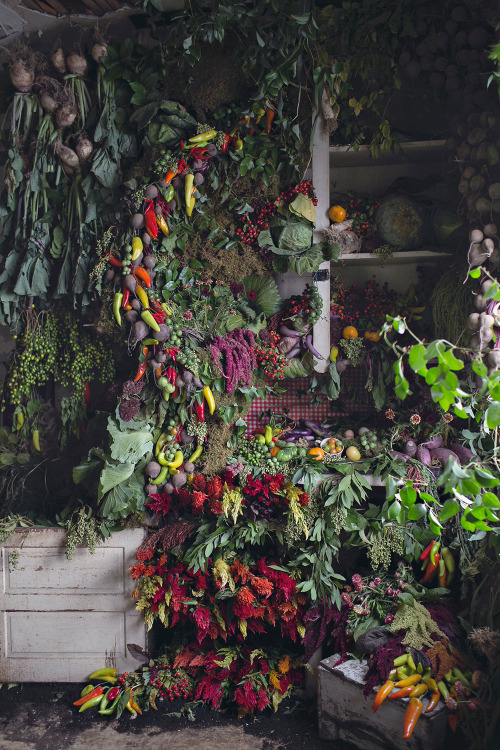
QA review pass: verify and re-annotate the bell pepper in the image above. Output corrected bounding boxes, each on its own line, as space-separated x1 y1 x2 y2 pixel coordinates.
74 685 103 706
425 692 440 713
388 686 414 700
132 236 143 261
113 292 123 325
141 309 161 333
203 386 215 416
373 680 394 712
134 266 152 289
145 207 159 239
156 214 169 236
395 674 421 688
403 697 424 739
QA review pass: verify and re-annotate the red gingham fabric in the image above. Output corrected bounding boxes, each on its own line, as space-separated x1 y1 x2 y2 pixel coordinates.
246 366 372 431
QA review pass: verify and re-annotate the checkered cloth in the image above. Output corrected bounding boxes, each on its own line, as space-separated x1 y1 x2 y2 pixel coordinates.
246 366 372 431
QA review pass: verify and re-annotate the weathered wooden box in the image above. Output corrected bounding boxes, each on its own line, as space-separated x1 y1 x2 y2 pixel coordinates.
0 528 145 682
318 654 448 750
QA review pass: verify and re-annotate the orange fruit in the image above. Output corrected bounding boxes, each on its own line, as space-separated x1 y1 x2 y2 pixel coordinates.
342 326 358 340
328 205 346 223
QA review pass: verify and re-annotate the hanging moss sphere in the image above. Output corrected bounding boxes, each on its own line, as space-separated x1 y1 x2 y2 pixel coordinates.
375 194 426 250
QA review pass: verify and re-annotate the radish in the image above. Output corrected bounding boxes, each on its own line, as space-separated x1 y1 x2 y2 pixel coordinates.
91 38 108 65
468 313 481 331
50 43 66 75
54 140 79 169
55 87 77 128
8 43 38 92
66 45 88 76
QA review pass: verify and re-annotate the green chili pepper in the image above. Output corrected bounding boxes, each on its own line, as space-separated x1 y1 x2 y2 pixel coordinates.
142 338 159 346
429 541 441 566
113 293 123 325
79 692 105 712
407 654 416 672
141 309 161 333
32 429 41 451
393 655 408 667
98 693 122 716
437 680 449 700
151 465 169 485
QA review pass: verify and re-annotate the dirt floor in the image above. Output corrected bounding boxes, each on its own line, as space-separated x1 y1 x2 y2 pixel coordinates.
0 684 357 750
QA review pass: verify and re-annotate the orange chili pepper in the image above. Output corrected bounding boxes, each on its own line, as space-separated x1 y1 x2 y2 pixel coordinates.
388 686 413 700
448 714 459 733
73 685 103 706
134 266 152 289
270 446 280 458
420 554 440 584
266 106 275 134
165 168 177 185
410 683 428 698
395 674 421 688
425 692 440 713
373 680 394 712
403 697 424 739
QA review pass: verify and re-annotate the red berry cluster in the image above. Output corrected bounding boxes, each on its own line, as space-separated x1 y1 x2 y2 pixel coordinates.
331 276 397 326
148 667 192 701
344 196 381 239
253 330 289 379
283 283 320 322
235 181 318 247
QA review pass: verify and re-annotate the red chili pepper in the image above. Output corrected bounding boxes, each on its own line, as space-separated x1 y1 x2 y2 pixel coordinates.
388 686 413 700
221 133 230 152
177 156 188 174
107 255 123 268
420 541 435 561
134 361 147 382
73 685 103 706
144 206 158 239
420 553 440 584
83 382 91 409
122 286 130 308
152 312 165 323
195 399 205 423
448 714 458 733
167 367 177 384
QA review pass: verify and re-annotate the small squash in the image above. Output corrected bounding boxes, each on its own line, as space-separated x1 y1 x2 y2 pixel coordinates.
308 447 325 461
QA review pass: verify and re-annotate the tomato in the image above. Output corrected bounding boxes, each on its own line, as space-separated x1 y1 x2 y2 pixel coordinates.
342 326 358 340
328 205 346 223
346 446 361 461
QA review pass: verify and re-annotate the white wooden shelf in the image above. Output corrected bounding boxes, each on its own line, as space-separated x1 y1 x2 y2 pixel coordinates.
329 140 447 167
337 249 453 266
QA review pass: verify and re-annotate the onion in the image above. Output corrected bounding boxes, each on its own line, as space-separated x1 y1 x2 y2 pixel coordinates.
51 45 66 75
66 46 88 76
75 134 93 162
54 140 80 169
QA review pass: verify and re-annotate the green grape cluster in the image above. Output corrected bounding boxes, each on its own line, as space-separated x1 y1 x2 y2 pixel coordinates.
57 314 114 398
64 506 101 561
5 313 59 406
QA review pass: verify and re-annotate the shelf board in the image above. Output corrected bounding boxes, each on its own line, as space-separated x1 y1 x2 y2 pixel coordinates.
329 140 447 168
336 249 453 266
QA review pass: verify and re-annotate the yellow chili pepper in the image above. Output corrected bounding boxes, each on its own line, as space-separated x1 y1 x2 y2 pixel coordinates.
155 433 168 457
410 683 428 698
136 285 149 310
189 129 217 143
156 214 169 236
203 386 215 415
395 674 421 688
423 677 438 693
141 310 161 333
166 450 183 469
32 429 40 451
132 236 143 261
89 667 118 679
185 174 195 217
14 409 24 431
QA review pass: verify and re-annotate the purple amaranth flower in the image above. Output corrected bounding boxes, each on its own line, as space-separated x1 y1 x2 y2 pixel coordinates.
247 289 257 302
384 615 394 624
351 573 363 593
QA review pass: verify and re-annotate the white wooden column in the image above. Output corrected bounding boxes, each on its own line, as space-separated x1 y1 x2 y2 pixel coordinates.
312 99 330 373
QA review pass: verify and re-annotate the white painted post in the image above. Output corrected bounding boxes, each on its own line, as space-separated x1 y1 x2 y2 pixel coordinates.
312 98 330 373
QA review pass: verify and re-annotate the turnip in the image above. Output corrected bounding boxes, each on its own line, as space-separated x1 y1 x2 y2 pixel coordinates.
482 238 495 254
50 43 66 75
468 312 480 331
171 472 187 489
469 333 483 350
91 38 108 65
404 440 417 456
484 223 497 238
54 140 80 169
473 293 487 311
143 255 156 269
489 184 500 201
131 299 141 311
146 461 161 479
38 76 61 113
155 324 170 342
470 175 486 193
75 133 93 162
55 88 77 128
463 166 476 180
8 43 38 93
66 45 88 76
481 280 494 295
122 274 137 292
142 232 151 246
458 179 469 195
487 350 500 370
184 462 195 474
144 184 158 200
125 310 139 324
469 245 490 268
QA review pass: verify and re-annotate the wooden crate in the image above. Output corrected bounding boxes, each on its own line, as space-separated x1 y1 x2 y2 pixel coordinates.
0 528 145 682
318 654 448 750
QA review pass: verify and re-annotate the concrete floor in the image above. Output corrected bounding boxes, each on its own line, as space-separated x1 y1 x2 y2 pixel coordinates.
0 684 354 750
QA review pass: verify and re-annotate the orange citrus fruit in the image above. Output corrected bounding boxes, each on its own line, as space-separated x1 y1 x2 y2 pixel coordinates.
342 326 358 340
328 205 346 223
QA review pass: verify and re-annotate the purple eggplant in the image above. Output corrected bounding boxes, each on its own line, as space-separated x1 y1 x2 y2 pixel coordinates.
416 445 431 466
